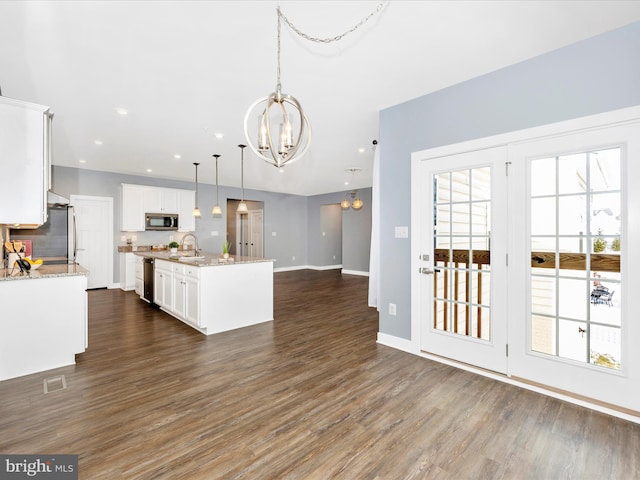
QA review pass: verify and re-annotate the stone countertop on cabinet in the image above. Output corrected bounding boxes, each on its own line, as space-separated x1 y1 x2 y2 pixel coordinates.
133 250 274 267
0 263 90 282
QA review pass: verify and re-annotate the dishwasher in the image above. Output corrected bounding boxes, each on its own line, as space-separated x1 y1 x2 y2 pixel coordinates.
143 257 154 303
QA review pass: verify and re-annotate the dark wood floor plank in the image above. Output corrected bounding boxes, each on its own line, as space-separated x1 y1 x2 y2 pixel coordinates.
1 269 639 479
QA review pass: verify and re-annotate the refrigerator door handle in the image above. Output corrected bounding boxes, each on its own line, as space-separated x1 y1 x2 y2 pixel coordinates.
70 206 78 263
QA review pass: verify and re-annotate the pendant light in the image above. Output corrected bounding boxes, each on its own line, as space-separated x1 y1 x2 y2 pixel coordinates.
237 144 248 214
192 162 202 217
243 7 311 169
243 3 387 168
341 168 364 210
211 154 223 217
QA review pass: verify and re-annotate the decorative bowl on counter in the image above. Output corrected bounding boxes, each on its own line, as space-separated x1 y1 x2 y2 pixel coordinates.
26 258 43 270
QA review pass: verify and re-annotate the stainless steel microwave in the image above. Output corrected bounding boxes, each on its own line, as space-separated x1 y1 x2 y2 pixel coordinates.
145 213 179 231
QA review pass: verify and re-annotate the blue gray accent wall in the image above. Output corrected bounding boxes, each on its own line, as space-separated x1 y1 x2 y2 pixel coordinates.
51 166 372 282
378 21 640 340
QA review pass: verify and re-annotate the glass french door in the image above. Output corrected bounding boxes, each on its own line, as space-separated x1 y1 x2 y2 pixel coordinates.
414 113 640 412
419 147 508 374
508 121 640 412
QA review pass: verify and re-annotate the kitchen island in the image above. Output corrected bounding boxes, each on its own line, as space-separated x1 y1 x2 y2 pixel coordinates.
0 264 89 381
135 251 274 335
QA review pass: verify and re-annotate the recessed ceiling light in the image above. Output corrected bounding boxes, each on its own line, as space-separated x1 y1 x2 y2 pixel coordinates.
79 159 87 164
344 181 349 186
214 132 224 139
94 140 103 145
115 108 128 116
146 168 152 173
358 147 365 153
279 168 285 173
174 154 182 159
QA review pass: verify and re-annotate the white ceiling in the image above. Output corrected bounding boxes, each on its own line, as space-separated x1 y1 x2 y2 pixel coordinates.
2 1 640 196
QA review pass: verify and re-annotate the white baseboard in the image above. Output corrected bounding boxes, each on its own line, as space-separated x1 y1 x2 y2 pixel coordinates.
377 332 419 354
273 264 342 273
109 282 120 289
377 332 640 424
341 269 369 277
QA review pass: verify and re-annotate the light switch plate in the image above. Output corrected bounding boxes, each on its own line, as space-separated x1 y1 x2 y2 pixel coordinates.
395 226 409 238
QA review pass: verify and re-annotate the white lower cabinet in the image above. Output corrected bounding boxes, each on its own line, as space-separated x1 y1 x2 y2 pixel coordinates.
134 255 143 296
154 260 199 326
154 260 172 310
119 252 136 291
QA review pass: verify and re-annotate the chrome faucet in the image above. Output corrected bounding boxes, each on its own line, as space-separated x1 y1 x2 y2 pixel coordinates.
180 233 201 256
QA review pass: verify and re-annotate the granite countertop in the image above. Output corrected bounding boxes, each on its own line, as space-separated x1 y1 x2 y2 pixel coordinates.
0 263 90 282
134 250 274 267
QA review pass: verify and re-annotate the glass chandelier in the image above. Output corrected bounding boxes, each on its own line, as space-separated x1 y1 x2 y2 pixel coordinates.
243 3 388 169
243 7 311 169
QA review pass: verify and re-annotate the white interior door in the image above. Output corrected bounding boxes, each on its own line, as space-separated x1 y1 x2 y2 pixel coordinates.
249 209 264 258
508 121 640 412
70 195 113 289
417 147 508 374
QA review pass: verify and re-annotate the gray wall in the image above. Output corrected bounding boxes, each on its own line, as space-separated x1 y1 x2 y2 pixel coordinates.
378 21 640 340
51 166 371 282
306 188 372 273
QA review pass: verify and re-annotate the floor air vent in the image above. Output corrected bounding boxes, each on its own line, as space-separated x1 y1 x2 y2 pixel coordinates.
43 375 67 394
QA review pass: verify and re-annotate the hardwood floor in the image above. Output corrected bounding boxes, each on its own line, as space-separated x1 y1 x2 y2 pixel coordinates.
1 269 639 479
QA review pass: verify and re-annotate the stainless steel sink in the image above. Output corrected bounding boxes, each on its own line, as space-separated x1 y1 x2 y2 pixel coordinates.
178 256 205 262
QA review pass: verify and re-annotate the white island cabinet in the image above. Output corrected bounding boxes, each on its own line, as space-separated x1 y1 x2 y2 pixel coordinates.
0 265 89 381
141 254 273 335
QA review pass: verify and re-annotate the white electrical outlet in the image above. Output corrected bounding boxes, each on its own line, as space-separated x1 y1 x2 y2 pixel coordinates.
169 235 174 241
292 255 296 261
120 236 126 242
322 231 326 236
211 231 219 236
333 255 336 260
389 303 397 316
272 232 277 237
132 235 137 242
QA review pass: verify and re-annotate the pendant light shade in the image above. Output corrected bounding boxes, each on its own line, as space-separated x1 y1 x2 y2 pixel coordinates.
192 162 201 217
212 154 222 217
237 144 248 214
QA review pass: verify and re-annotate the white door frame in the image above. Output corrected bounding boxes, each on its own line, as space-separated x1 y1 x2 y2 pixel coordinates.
410 105 640 420
70 194 114 289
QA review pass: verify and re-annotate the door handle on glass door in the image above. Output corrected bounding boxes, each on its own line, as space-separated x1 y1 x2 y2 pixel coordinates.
420 267 434 274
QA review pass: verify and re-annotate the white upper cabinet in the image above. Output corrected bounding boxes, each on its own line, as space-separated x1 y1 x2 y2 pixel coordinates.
121 184 145 231
0 96 52 227
121 184 194 232
178 190 195 232
144 187 178 214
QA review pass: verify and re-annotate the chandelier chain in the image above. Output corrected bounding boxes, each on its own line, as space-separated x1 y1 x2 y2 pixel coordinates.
277 2 388 44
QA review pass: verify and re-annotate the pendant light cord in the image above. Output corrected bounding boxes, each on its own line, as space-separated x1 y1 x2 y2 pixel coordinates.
277 2 388 44
275 1 389 92
239 144 246 201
